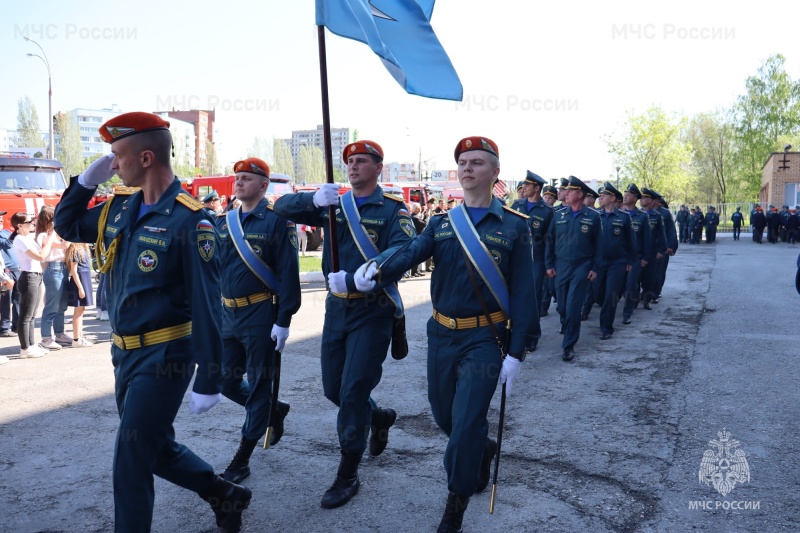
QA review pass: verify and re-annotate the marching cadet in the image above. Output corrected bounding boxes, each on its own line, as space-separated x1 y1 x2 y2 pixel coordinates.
217 157 301 484
542 185 558 208
540 185 559 315
767 206 781 243
639 189 667 310
583 183 635 339
705 205 719 243
691 206 705 244
510 170 550 346
555 177 569 209
546 176 603 361
731 207 744 240
353 136 537 533
654 193 678 302
620 184 653 324
780 205 790 242
272 140 411 509
54 112 250 533
751 206 766 243
583 187 599 210
676 204 689 243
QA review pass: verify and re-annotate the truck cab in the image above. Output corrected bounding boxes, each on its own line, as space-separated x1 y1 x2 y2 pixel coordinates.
0 152 67 226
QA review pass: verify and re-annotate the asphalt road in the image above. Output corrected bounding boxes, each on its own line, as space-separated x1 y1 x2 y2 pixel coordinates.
1 233 797 532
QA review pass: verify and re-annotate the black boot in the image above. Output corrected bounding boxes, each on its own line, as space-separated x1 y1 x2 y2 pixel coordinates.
198 474 252 533
269 401 291 446
437 492 470 533
475 438 497 493
222 436 258 484
369 408 397 456
321 451 362 509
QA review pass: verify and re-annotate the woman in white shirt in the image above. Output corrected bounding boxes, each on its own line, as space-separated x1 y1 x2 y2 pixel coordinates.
36 205 70 350
11 212 56 358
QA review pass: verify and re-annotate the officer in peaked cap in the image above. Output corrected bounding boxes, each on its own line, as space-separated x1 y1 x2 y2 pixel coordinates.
545 175 603 361
555 177 570 210
54 111 251 531
676 204 689 243
203 190 222 215
705 205 719 243
639 188 668 308
511 170 550 329
273 138 411 510
731 206 744 240
216 156 300 485
542 185 558 205
652 192 678 302
583 185 599 210
620 182 653 324
351 135 538 532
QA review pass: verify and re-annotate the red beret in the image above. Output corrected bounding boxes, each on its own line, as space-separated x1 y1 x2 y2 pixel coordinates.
99 112 170 143
343 140 383 162
234 157 270 178
453 136 499 162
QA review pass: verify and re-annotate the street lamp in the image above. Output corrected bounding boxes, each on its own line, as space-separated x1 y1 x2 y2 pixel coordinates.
616 166 621 189
24 36 53 160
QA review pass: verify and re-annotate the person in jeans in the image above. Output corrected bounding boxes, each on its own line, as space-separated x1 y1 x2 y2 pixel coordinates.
0 212 21 336
11 212 56 358
66 242 94 347
36 205 70 350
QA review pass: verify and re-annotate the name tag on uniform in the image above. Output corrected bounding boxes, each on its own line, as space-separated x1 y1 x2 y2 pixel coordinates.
360 217 385 226
245 233 268 241
434 230 454 239
136 234 170 250
105 224 120 237
482 233 512 250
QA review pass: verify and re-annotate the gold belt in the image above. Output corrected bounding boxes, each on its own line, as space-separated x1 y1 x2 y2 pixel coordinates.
222 291 273 308
331 292 367 299
113 322 192 350
432 309 507 330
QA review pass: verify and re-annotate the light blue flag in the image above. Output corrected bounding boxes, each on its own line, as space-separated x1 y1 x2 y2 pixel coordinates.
316 0 463 101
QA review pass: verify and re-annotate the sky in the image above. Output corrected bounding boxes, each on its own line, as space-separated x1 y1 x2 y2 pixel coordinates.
2 0 799 185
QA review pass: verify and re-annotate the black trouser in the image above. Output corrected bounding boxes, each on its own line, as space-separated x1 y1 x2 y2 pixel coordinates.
733 225 741 240
754 228 764 243
679 223 689 243
706 226 716 243
18 271 42 349
0 267 20 333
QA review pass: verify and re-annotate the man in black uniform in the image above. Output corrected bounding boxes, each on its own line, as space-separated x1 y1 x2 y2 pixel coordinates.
691 206 705 244
676 204 689 243
54 112 250 533
767 206 781 243
217 157 301 484
639 189 667 309
788 208 800 244
731 207 744 240
273 140 411 509
705 206 719 243
620 184 652 324
654 193 678 301
780 205 790 242
510 170 550 341
751 206 766 243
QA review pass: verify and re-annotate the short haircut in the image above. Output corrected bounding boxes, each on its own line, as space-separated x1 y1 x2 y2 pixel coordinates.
128 129 172 166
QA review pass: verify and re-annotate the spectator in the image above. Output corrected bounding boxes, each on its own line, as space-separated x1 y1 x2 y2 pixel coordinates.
65 242 94 347
11 212 56 358
297 224 309 256
409 203 426 277
0 211 20 336
36 205 71 350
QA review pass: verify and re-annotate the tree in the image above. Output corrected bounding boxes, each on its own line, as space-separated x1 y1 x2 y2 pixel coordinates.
733 54 800 198
204 139 219 175
17 96 44 148
606 107 693 200
296 145 325 183
54 112 86 177
686 111 737 204
272 138 294 176
247 136 272 161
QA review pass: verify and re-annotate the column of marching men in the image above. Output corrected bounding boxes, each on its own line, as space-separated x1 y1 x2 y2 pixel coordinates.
54 111 690 533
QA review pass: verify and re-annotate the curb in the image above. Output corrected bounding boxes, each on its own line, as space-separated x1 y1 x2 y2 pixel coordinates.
300 271 325 283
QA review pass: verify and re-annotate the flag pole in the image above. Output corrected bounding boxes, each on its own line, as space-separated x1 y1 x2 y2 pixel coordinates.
317 24 340 272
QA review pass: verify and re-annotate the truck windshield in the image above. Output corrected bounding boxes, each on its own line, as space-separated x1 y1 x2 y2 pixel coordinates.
267 181 293 195
0 169 66 191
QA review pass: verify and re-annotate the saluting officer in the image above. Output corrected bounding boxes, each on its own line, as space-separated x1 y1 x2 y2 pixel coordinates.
54 112 250 533
510 170 550 343
639 188 667 310
216 158 301 484
620 184 653 324
545 176 603 361
587 183 636 339
272 140 412 509
353 136 537 533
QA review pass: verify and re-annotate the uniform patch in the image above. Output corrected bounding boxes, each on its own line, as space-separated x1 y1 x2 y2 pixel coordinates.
289 227 298 249
197 233 215 262
613 227 622 235
400 218 415 238
367 229 378 243
251 244 263 257
138 250 158 272
197 220 214 232
136 234 169 251
398 208 410 217
105 224 120 237
581 225 589 233
435 230 454 239
532 220 540 228
490 249 502 264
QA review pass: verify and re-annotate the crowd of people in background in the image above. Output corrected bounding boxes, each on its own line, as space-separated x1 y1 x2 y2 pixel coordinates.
0 206 101 364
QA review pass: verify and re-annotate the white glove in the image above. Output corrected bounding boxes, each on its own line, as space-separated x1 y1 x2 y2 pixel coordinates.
313 183 341 207
499 356 522 397
271 324 290 352
78 153 116 187
189 392 221 414
327 270 348 293
354 262 377 292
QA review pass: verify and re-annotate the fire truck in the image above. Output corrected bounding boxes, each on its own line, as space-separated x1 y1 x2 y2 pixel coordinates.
0 152 67 226
180 172 295 208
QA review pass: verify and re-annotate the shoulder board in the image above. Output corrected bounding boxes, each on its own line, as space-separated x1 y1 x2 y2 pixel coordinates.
503 205 529 219
432 211 447 217
113 186 140 196
383 193 404 202
175 193 203 212
266 204 274 210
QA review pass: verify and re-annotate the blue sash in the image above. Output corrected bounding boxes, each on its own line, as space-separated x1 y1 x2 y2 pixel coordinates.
340 190 404 319
226 209 282 293
449 204 511 316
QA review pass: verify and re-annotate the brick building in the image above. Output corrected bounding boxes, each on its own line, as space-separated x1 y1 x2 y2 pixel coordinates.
153 109 215 170
762 151 800 207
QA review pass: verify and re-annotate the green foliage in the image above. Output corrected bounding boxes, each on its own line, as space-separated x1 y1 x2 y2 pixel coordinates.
272 138 294 176
685 111 736 204
17 96 44 148
54 113 86 177
296 145 325 183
